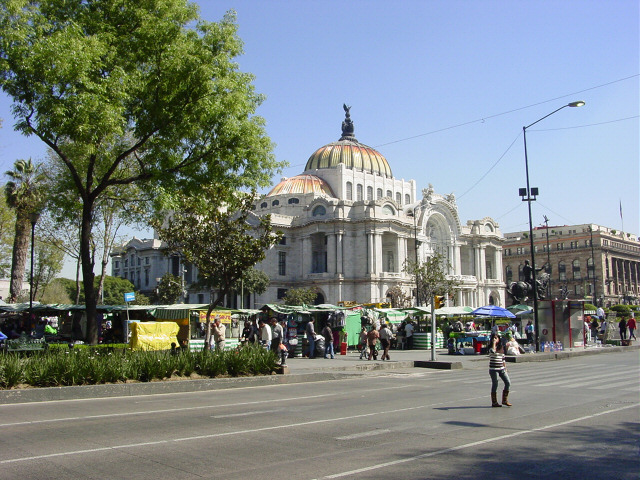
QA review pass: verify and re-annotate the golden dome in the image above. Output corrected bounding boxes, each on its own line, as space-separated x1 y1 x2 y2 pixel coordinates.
304 105 392 178
266 174 335 197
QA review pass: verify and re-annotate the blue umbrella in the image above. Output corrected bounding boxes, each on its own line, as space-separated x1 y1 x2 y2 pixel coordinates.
471 305 516 318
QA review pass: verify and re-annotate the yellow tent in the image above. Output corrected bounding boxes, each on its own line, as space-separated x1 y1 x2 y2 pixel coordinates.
130 321 179 351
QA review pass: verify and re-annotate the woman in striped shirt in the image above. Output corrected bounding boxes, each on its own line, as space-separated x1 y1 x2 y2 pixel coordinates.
489 339 512 407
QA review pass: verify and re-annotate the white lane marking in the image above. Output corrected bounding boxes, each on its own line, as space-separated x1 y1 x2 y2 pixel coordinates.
0 396 485 465
335 429 390 440
314 403 639 479
212 409 281 418
590 379 640 390
0 384 411 428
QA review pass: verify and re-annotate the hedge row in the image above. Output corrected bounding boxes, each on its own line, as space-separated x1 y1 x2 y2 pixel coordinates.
0 345 278 389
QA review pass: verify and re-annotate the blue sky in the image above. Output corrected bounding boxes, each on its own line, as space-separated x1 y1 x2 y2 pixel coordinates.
0 0 637 277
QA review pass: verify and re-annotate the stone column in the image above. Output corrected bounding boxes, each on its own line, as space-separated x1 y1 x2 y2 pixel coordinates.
302 236 311 278
479 245 486 280
327 234 336 274
398 235 406 274
336 232 343 275
374 233 382 274
366 232 373 274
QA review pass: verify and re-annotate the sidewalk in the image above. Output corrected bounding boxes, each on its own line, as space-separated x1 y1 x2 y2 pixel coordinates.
0 344 636 405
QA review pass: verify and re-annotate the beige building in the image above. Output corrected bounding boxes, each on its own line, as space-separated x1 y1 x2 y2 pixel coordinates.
503 224 640 307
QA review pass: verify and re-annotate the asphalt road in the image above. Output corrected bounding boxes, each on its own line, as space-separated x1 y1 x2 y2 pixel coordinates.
0 350 638 480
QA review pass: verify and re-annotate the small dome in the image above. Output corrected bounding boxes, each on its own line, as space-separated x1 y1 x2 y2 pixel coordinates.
266 174 335 197
304 105 392 178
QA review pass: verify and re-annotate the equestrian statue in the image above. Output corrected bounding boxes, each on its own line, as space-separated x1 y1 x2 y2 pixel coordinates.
507 260 549 304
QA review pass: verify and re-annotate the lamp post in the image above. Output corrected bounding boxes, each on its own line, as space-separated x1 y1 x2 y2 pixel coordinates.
29 211 41 316
521 100 584 352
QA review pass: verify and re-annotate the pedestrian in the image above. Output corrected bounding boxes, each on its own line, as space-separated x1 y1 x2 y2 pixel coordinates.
489 338 512 407
525 321 534 345
259 319 272 350
618 317 627 341
627 314 636 340
590 317 599 343
271 317 283 353
379 322 393 360
240 320 254 345
404 320 414 350
212 316 226 352
322 323 334 358
596 306 605 322
367 325 380 360
305 318 316 358
358 327 368 359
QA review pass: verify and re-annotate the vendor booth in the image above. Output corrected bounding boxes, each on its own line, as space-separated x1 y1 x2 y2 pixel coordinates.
537 300 585 349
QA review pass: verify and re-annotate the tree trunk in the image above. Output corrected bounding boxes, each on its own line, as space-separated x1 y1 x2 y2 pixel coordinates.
74 256 82 304
80 201 98 344
9 212 31 302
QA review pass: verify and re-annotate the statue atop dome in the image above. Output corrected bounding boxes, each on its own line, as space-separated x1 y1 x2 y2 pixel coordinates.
340 104 357 141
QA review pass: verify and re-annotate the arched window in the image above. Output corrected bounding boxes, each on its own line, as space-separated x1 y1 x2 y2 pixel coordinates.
312 205 326 216
366 186 373 201
382 205 395 215
386 190 392 198
396 192 401 204
346 181 353 200
271 200 279 206
572 259 581 280
356 184 363 201
558 261 566 281
376 188 382 199
288 197 299 204
404 193 410 205
260 202 267 208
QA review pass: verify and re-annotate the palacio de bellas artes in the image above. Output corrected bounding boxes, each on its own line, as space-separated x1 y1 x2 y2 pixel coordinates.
112 106 506 309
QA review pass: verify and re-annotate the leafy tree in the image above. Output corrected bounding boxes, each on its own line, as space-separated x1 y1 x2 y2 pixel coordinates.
403 252 459 307
0 3 283 342
282 287 318 306
39 278 72 304
31 236 64 301
4 159 47 302
155 273 185 305
386 285 412 309
153 186 280 349
57 275 144 306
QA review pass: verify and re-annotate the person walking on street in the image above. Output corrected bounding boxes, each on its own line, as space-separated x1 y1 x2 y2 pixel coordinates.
618 317 627 341
259 319 272 350
404 321 414 350
627 314 636 340
489 338 512 407
212 316 226 352
367 325 380 360
590 317 599 343
525 320 534 345
305 318 316 358
270 317 283 353
359 327 368 359
322 323 334 359
379 322 393 360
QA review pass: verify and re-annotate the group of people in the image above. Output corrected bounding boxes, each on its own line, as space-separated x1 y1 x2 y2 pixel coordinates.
357 321 409 361
587 312 636 343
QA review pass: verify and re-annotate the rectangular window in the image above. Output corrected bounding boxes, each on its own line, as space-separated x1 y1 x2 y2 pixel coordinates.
278 251 286 276
277 288 287 299
115 260 120 268
556 243 564 250
145 270 149 286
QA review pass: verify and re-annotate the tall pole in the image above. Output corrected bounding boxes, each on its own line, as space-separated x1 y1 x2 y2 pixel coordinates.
589 226 597 306
521 101 585 352
544 215 551 298
29 212 40 317
522 126 540 352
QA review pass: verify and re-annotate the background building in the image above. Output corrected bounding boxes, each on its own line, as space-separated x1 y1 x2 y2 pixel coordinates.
503 224 639 307
112 108 506 308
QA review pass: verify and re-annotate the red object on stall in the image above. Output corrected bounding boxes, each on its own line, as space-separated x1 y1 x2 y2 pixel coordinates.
473 338 482 354
340 342 347 355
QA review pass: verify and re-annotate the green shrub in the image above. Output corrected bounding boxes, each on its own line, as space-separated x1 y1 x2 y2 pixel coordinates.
0 354 24 388
610 304 632 316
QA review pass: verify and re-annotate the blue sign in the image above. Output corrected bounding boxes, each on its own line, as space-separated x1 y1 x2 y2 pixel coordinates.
124 292 135 302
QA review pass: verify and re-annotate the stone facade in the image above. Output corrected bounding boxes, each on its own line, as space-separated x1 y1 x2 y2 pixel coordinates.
503 224 640 307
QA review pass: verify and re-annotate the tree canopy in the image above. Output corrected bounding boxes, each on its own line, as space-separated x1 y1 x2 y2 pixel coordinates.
0 1 283 342
282 287 318 306
404 252 459 307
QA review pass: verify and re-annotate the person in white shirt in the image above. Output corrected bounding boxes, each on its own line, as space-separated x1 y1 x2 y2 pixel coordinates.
259 319 272 350
379 322 394 360
404 321 415 350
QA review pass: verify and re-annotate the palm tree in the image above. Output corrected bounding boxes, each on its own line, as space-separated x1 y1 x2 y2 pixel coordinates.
5 159 47 303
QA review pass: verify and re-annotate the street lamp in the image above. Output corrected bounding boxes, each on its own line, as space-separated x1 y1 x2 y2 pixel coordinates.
543 215 551 298
521 100 584 352
29 211 41 316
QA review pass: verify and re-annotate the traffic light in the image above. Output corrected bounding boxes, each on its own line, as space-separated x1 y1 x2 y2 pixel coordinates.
434 295 445 309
